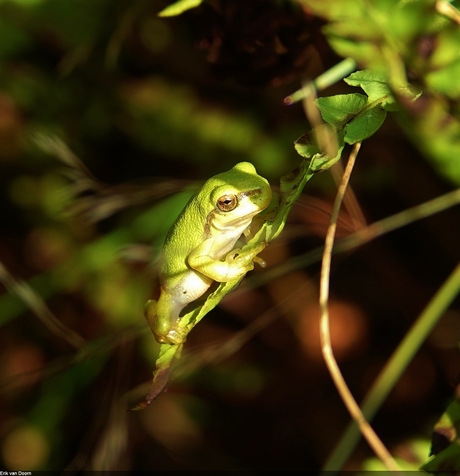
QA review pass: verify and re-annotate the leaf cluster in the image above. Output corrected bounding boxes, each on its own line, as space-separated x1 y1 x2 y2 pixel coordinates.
300 0 460 184
295 69 399 170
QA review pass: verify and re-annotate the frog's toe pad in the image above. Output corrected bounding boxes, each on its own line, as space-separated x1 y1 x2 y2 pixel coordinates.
144 299 158 320
254 256 267 268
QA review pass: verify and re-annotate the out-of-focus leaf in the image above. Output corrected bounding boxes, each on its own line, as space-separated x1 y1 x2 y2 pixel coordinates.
302 0 438 78
158 0 203 17
426 61 460 99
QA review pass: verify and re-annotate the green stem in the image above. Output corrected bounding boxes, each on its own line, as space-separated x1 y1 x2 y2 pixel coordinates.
323 261 460 471
284 58 356 105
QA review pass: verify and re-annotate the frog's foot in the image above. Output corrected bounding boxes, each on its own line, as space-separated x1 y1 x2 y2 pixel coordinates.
226 242 266 268
143 299 185 344
155 327 187 345
253 256 267 268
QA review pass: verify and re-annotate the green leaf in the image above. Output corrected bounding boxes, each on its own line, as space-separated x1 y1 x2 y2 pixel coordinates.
316 92 387 144
294 132 321 160
158 0 203 17
316 93 367 126
260 160 315 243
421 399 460 474
294 127 345 171
422 440 460 475
345 106 387 144
131 343 182 410
345 70 396 110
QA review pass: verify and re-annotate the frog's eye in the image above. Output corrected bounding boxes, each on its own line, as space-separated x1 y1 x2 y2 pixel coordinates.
217 194 238 212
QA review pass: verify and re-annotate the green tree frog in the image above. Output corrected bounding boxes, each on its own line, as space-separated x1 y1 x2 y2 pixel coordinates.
145 162 273 345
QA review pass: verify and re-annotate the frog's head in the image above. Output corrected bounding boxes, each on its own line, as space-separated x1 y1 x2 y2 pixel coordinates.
205 162 272 232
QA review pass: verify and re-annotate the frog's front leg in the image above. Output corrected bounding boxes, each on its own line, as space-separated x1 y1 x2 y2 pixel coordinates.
188 241 266 282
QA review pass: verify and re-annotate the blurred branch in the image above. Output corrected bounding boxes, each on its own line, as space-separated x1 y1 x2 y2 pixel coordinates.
57 42 94 77
106 2 142 70
246 186 460 288
0 260 85 350
90 338 132 471
33 133 190 222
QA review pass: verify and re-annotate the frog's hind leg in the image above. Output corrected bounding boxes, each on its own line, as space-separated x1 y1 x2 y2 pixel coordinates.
144 293 186 344
144 299 159 336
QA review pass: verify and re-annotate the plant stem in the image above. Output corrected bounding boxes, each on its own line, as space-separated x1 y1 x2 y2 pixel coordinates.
284 58 356 105
323 261 460 471
320 142 401 473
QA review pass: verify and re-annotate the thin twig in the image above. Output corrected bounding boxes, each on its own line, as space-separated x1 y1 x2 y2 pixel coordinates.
324 260 460 470
319 142 401 473
301 82 366 231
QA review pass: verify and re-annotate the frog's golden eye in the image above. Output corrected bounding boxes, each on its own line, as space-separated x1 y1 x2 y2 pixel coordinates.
217 194 238 212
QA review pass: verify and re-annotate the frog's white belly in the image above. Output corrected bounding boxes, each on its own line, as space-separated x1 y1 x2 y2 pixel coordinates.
174 269 214 310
